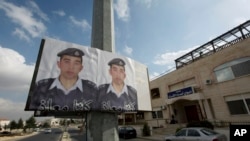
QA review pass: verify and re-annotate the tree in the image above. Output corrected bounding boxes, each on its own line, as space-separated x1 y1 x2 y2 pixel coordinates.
9 120 17 131
60 119 66 126
42 122 50 128
25 116 36 129
70 118 75 124
4 124 8 130
142 122 151 136
17 118 24 129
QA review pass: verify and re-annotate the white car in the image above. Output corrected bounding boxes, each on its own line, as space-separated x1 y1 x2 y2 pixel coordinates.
44 128 52 133
33 128 40 132
165 127 227 141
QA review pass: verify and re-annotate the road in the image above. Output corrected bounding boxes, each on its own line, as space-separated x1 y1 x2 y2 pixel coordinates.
2 126 230 141
120 138 153 141
3 127 155 141
66 127 152 141
3 128 62 141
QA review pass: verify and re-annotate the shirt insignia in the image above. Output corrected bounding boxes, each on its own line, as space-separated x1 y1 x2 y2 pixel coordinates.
119 61 123 65
74 51 80 56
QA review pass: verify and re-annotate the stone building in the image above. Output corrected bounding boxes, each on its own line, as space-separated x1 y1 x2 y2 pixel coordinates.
141 20 250 128
0 118 10 131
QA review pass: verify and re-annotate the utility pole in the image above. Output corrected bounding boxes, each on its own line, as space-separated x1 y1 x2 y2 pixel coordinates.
87 0 119 141
91 0 115 52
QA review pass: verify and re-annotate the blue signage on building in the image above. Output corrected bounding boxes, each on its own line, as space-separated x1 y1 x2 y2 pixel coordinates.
167 87 194 99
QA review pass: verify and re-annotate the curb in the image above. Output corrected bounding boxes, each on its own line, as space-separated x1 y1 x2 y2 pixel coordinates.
137 135 164 141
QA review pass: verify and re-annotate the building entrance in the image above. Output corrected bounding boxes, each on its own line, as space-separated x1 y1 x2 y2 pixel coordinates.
185 105 200 122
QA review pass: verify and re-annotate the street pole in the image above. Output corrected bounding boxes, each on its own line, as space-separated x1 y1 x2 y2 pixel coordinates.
87 0 119 141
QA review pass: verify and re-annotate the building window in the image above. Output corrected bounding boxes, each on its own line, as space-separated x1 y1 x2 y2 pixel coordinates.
214 57 250 82
246 99 250 110
215 67 234 82
227 100 248 115
151 88 160 99
225 93 250 115
136 112 144 120
152 111 163 119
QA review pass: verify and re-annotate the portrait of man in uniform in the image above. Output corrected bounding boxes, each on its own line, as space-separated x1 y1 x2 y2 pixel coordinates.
97 58 138 111
29 47 97 111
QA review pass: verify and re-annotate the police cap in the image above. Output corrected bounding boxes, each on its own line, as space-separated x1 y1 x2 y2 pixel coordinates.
57 48 84 58
108 58 126 66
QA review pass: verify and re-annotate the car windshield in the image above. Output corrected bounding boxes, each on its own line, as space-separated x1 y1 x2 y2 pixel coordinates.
119 127 125 131
176 129 186 136
200 128 218 136
126 127 134 131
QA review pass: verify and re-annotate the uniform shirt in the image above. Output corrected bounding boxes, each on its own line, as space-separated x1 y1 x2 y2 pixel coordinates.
29 78 97 111
49 77 83 95
97 83 138 112
107 83 128 97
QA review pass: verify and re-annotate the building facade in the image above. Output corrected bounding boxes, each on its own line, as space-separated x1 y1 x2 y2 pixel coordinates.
0 118 10 131
144 20 250 128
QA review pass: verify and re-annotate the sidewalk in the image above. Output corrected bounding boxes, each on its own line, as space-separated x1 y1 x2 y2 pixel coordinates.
137 134 165 141
1 132 39 141
59 132 165 141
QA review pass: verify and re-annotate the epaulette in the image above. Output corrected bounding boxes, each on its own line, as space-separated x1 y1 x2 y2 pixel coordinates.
82 79 97 88
87 80 97 87
98 84 108 89
37 78 54 86
128 85 137 93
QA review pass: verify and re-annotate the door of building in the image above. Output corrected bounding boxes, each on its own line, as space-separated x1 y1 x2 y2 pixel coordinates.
185 105 200 122
125 114 135 123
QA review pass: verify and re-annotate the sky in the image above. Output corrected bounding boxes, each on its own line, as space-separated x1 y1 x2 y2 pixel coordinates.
0 0 250 122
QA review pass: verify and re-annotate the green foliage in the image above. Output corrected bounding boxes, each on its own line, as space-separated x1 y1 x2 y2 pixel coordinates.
4 124 8 130
142 123 150 136
17 118 24 129
186 120 214 130
175 127 182 133
70 119 75 124
60 119 70 126
60 119 65 126
42 122 51 128
9 120 17 130
25 116 37 129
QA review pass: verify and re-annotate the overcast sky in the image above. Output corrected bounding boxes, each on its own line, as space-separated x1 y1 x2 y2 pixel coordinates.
0 0 250 121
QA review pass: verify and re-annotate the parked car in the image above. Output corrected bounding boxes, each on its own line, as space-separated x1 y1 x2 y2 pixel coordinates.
33 128 40 132
118 126 137 139
0 131 12 137
0 131 12 135
44 128 52 134
165 127 227 141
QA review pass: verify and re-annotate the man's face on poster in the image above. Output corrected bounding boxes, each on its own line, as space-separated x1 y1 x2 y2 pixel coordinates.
109 64 126 85
57 55 83 80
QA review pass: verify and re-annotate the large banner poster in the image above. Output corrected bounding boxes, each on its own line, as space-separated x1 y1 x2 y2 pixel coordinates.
25 37 151 113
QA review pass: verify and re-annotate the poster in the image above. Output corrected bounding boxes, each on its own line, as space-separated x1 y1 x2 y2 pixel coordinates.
25 37 151 113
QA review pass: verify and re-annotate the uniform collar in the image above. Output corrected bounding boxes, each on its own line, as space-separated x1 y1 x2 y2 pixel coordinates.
49 77 83 95
107 83 128 97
